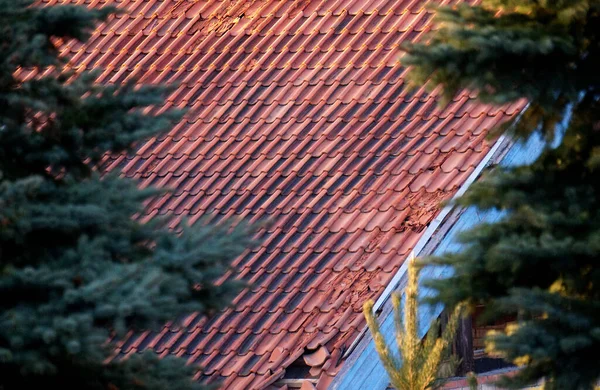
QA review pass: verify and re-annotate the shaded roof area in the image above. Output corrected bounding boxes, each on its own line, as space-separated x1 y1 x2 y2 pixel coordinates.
36 0 525 388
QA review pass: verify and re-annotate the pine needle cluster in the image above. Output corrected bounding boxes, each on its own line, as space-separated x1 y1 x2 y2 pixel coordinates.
364 258 463 390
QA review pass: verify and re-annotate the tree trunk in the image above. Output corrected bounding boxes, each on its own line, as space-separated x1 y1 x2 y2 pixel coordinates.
455 315 475 376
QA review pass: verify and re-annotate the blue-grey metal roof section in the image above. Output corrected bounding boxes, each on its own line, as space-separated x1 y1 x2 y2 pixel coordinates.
330 132 547 390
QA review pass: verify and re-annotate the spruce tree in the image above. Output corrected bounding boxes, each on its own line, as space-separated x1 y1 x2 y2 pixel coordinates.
0 1 253 389
363 258 463 390
403 1 600 389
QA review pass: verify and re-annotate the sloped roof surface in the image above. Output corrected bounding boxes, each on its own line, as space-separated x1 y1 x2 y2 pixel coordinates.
38 0 524 388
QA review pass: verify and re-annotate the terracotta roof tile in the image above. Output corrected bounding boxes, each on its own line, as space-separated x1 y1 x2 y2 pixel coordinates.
39 0 525 387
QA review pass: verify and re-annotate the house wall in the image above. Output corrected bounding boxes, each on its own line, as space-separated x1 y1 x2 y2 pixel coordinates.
441 369 542 390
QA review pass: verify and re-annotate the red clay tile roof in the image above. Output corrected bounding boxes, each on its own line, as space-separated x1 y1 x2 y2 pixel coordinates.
38 0 524 388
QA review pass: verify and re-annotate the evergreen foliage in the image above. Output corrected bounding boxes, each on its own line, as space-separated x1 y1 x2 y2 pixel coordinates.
404 0 600 388
467 372 478 390
363 258 463 390
0 1 254 389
